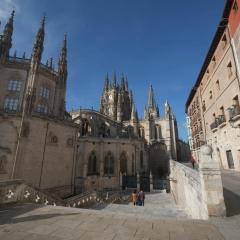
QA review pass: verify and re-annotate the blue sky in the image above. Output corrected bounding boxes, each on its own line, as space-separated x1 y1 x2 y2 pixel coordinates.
0 0 225 140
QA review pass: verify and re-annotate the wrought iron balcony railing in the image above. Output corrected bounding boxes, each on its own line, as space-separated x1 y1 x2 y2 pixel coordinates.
218 115 226 126
210 119 218 130
228 105 240 120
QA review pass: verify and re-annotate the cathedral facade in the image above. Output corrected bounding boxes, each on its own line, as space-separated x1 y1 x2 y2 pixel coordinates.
0 12 179 197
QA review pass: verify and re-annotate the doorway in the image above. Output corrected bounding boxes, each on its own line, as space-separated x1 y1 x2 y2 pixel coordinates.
226 150 234 169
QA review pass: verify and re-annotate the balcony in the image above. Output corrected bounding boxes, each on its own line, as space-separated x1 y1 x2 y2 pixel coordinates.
228 105 240 121
210 115 226 131
218 115 226 128
210 120 218 131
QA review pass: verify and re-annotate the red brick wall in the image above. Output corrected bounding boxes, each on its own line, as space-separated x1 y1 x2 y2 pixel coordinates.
229 0 240 37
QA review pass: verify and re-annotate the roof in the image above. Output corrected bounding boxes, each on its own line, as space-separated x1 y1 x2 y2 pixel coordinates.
185 0 234 113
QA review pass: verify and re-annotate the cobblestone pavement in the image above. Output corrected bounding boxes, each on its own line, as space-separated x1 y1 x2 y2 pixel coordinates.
93 192 189 220
0 203 225 240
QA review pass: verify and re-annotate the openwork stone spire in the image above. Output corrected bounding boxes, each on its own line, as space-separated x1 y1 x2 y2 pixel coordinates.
31 15 45 67
58 34 68 82
145 85 160 119
131 102 138 121
0 10 14 62
148 85 156 109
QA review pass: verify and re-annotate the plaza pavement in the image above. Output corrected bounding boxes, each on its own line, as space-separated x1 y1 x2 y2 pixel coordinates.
0 192 229 240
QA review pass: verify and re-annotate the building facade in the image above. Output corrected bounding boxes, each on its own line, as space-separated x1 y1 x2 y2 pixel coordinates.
0 12 77 196
0 11 180 196
186 0 240 170
71 78 179 190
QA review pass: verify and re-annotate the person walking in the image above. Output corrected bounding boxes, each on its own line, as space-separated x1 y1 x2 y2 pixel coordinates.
191 155 196 169
138 190 145 206
132 190 137 206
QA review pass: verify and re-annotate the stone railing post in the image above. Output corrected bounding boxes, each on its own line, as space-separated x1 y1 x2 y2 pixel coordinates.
199 145 226 217
137 173 140 190
150 171 153 192
119 172 122 189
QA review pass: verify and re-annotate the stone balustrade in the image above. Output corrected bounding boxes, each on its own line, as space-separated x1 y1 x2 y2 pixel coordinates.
0 179 64 206
170 144 226 219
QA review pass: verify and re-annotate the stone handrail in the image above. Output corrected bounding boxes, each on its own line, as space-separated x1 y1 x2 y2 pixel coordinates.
0 179 65 206
170 145 226 219
170 160 208 219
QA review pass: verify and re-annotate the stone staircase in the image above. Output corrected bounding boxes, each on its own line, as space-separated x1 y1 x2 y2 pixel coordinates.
91 192 189 220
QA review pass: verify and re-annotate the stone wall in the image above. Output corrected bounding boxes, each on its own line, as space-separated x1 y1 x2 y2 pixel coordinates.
76 137 146 192
170 145 226 220
0 115 77 198
170 160 208 219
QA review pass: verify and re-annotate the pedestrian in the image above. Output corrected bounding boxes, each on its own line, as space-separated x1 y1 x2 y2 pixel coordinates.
138 189 145 206
132 190 137 206
191 155 195 169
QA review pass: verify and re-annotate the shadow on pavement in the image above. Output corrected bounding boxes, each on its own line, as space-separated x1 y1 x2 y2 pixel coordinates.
223 187 240 217
0 203 79 225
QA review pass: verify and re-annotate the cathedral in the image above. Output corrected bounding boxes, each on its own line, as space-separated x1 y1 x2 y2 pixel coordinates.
0 12 179 197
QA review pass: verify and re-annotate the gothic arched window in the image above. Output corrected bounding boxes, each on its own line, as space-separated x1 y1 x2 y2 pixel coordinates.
82 119 89 136
104 152 114 175
88 151 97 175
120 152 127 174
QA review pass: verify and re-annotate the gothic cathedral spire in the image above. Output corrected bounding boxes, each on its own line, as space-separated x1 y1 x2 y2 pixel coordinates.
148 85 156 109
26 15 45 90
104 73 109 91
31 15 45 68
25 16 45 114
131 102 138 121
0 10 14 63
112 72 117 88
146 85 159 118
58 34 68 85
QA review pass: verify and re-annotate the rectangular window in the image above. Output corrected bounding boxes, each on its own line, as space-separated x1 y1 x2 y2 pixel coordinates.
40 87 50 99
222 35 227 49
202 100 206 112
4 97 18 111
220 106 225 116
206 69 210 79
227 62 233 78
212 57 216 68
216 80 220 90
37 104 48 114
7 80 22 91
209 90 213 99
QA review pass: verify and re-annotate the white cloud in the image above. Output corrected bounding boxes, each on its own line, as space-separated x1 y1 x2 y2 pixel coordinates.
0 0 20 21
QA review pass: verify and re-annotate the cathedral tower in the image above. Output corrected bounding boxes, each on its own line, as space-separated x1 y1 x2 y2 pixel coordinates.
100 73 132 122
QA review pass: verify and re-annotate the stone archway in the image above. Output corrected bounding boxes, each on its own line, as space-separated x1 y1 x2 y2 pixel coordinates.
149 142 169 178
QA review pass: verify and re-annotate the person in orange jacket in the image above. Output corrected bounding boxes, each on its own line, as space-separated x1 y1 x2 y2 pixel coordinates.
132 190 137 206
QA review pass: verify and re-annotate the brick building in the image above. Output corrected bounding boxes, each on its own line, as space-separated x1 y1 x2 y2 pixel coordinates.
186 0 240 169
